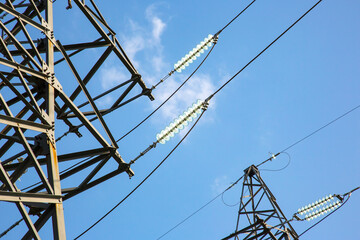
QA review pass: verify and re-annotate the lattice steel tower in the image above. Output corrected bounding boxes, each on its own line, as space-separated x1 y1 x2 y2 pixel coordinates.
221 165 299 240
0 0 153 239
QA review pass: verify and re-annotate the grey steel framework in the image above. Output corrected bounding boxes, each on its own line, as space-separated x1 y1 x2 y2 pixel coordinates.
222 165 298 240
0 0 153 239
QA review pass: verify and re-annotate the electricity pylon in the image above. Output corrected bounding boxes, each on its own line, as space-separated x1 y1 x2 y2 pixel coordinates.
0 0 153 239
222 165 298 240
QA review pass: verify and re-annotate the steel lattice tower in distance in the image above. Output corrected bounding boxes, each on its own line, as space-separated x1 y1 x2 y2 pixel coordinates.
0 0 153 239
222 165 298 240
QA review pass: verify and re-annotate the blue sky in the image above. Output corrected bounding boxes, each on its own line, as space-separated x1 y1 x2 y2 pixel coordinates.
1 0 359 239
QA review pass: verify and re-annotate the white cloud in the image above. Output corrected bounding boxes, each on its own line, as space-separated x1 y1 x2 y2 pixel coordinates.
146 4 166 42
151 74 216 121
122 33 145 67
152 55 166 73
95 95 113 108
118 4 167 73
100 66 129 90
151 16 166 41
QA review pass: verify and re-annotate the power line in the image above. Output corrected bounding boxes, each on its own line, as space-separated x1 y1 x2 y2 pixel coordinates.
216 0 257 35
0 218 23 238
74 109 207 239
281 103 360 152
207 0 323 100
157 175 244 240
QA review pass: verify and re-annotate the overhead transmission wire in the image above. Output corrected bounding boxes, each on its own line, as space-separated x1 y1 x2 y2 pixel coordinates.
73 109 207 240
157 176 245 240
280 103 360 153
207 0 323 100
258 151 291 172
0 218 23 238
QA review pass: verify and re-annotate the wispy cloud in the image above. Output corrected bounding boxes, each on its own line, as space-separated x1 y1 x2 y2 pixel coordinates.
118 4 167 73
151 16 166 41
100 66 130 90
95 95 113 108
122 30 145 67
96 65 130 107
211 175 230 195
146 4 166 42
152 74 216 121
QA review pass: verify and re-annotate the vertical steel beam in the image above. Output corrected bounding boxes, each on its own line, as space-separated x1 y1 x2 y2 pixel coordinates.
45 0 66 239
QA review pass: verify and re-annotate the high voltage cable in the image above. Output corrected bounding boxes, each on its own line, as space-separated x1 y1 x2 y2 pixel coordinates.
0 218 22 238
280 103 360 152
206 0 323 100
116 0 257 143
73 110 207 239
259 151 291 172
157 176 245 240
216 0 256 35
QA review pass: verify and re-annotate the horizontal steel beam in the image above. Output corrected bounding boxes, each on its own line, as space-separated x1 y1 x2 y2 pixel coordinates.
0 191 62 203
0 58 47 80
0 114 51 133
9 40 111 56
4 147 112 171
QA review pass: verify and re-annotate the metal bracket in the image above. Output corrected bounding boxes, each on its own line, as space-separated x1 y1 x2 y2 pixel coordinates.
34 133 50 155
